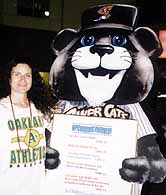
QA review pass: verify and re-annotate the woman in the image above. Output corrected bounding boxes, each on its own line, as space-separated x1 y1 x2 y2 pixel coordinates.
0 55 59 195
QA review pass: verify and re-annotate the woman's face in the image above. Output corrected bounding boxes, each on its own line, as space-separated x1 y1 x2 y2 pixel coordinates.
10 63 32 95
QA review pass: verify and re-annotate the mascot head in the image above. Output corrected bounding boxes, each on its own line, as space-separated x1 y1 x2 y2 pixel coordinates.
49 4 162 106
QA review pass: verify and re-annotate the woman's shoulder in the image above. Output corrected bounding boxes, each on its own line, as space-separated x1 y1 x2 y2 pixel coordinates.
0 96 10 108
0 96 11 116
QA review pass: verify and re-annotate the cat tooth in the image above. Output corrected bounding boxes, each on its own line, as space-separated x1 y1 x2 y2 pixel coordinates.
88 72 93 78
105 74 109 79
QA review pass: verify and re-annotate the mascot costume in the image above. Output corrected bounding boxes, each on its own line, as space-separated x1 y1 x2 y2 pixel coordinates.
48 4 166 195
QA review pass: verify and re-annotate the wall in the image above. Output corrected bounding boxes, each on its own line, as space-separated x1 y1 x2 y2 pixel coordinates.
0 0 3 23
1 0 61 31
0 0 138 31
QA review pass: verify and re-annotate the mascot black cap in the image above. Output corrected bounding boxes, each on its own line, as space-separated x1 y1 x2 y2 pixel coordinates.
81 4 138 31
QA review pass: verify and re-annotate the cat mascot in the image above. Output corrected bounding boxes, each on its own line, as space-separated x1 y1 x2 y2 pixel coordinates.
48 4 166 195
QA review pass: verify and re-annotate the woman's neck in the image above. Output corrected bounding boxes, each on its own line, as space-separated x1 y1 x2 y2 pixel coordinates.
10 93 29 108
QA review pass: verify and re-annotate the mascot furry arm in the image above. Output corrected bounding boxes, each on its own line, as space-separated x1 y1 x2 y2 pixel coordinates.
45 133 60 169
49 3 166 190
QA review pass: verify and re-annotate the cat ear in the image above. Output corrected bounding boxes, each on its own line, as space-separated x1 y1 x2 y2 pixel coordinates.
132 27 162 57
51 28 78 55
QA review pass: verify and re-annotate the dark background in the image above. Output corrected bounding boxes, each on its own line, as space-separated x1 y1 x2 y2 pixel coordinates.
0 25 57 72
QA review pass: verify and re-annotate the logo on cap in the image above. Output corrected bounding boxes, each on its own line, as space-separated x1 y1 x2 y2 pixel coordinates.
95 5 113 21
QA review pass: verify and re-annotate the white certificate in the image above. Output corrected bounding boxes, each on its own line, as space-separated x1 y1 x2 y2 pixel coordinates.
44 114 138 195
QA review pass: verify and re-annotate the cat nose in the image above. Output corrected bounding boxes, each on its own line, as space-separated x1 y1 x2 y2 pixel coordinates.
90 45 114 57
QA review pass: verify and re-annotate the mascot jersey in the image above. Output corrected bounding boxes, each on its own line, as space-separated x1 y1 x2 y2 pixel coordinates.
56 100 155 140
0 96 51 195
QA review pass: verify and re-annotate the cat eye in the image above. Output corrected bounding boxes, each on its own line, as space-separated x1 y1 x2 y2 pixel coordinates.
112 35 127 47
81 35 95 46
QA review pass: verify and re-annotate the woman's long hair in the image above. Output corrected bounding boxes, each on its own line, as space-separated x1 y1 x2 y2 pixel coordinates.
0 55 57 116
